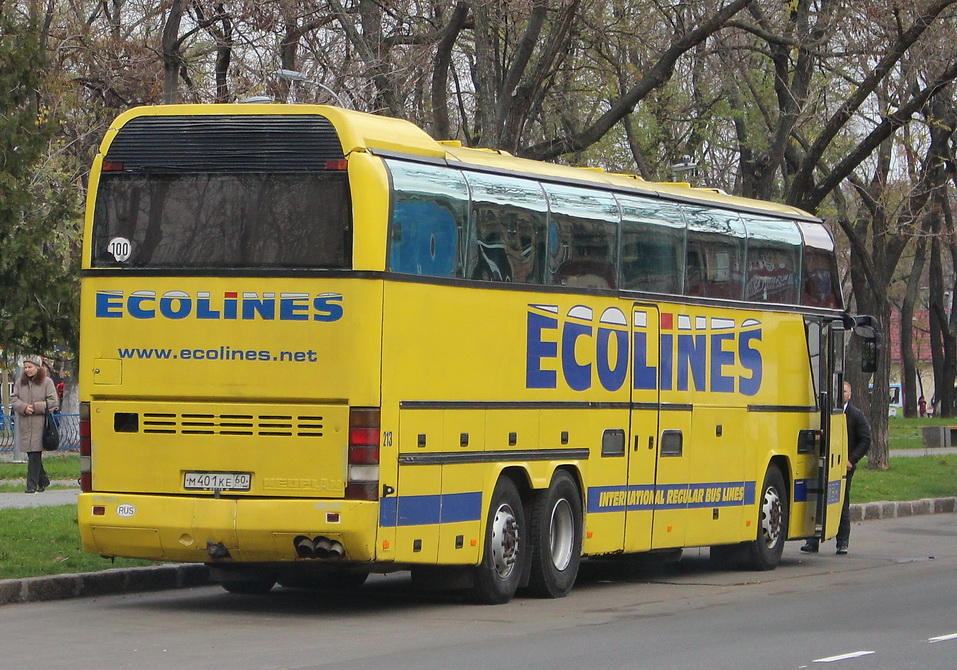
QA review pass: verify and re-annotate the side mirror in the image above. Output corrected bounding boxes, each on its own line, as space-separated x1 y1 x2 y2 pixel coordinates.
852 315 879 373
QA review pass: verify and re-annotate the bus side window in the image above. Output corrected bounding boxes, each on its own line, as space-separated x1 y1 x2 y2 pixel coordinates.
390 200 459 277
744 215 801 304
684 206 745 300
544 184 618 289
465 172 547 285
617 194 686 294
385 160 469 278
802 247 841 308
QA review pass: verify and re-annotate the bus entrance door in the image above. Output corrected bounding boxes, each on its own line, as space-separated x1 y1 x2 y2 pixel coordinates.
623 304 660 553
808 320 847 541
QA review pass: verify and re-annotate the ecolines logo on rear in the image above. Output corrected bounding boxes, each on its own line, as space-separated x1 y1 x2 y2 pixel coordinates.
526 304 763 395
95 290 344 322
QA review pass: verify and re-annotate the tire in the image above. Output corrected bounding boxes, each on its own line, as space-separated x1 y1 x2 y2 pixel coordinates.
220 578 276 595
469 476 526 605
746 465 789 571
526 470 583 598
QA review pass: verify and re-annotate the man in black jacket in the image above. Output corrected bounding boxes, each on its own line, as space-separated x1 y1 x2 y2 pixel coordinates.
801 381 872 554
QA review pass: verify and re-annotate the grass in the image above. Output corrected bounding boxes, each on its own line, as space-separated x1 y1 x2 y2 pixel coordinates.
0 437 954 581
854 455 957 503
887 415 957 449
0 452 79 492
0 505 154 580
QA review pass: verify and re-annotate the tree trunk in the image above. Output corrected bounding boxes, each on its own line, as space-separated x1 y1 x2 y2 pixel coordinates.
900 235 928 417
161 0 185 104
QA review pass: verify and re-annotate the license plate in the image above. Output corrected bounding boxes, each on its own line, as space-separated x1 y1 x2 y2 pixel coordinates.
184 471 251 491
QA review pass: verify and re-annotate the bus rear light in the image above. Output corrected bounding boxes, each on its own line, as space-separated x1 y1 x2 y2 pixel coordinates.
349 427 379 446
325 159 348 171
101 160 125 171
349 444 379 465
347 407 380 500
349 464 379 481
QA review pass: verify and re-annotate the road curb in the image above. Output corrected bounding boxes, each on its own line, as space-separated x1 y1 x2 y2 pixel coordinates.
0 564 209 607
1 497 954 607
849 496 957 522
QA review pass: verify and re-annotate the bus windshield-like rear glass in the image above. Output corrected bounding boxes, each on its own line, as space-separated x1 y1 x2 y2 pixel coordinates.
91 173 351 269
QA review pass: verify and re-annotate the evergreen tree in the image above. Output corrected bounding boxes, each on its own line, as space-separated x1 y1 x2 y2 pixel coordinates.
0 6 80 360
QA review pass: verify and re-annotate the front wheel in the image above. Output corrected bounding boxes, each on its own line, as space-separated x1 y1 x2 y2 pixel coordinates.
746 466 789 571
469 476 525 605
526 470 583 598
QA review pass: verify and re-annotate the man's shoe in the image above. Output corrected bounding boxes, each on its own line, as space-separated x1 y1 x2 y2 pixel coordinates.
800 542 819 553
24 489 36 494
836 545 848 555
37 486 46 493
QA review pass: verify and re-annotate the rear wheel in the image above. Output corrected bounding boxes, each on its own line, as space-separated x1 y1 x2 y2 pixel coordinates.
469 476 525 605
746 465 789 570
526 470 582 598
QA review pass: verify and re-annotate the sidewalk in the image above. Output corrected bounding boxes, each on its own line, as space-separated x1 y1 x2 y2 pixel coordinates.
1 451 955 607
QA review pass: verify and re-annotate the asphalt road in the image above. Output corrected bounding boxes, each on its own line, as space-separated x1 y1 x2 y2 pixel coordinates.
0 513 954 670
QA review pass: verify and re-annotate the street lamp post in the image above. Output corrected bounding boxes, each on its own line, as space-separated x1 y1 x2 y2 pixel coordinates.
275 69 348 108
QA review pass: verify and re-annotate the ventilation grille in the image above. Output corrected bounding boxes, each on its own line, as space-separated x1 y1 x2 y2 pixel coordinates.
141 413 324 437
105 115 344 172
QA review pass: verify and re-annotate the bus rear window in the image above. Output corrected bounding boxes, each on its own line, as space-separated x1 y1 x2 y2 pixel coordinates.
91 173 351 269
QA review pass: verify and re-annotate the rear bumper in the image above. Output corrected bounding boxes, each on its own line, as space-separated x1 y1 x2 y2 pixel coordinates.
78 492 380 563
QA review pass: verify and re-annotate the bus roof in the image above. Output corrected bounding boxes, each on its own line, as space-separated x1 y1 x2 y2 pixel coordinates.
104 103 821 223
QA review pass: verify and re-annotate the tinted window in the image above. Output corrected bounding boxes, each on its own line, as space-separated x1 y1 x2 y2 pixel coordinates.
465 172 547 283
618 195 686 294
387 160 469 278
544 184 619 289
797 220 842 308
684 206 746 300
92 173 350 268
744 215 801 303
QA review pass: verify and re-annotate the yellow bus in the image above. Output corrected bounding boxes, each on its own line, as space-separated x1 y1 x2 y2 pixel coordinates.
77 104 873 604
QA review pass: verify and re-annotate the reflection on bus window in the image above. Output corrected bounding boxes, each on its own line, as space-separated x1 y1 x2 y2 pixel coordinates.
544 184 618 289
684 207 746 300
619 195 685 294
92 174 351 268
390 201 459 277
802 247 840 308
465 172 547 283
386 160 469 278
745 215 801 303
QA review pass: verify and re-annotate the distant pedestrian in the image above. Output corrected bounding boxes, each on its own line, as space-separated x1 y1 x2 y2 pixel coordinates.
801 381 871 555
11 356 58 494
918 395 926 417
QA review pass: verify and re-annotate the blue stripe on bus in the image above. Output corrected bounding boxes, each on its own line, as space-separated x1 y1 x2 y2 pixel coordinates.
793 478 844 504
587 481 756 512
379 491 483 527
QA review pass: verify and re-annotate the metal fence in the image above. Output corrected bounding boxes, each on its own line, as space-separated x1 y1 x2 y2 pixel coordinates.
0 411 80 452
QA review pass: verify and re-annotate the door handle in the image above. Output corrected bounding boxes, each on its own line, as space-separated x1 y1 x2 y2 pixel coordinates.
648 435 655 450
634 435 640 452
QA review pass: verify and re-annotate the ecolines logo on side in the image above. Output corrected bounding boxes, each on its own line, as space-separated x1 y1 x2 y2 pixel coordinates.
526 304 763 395
95 290 344 322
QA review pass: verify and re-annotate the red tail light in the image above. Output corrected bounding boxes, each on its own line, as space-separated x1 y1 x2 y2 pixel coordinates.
79 402 92 492
346 407 379 500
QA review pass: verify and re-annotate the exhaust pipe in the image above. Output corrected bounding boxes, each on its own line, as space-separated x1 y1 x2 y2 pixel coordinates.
294 536 315 558
314 538 333 558
291 535 345 559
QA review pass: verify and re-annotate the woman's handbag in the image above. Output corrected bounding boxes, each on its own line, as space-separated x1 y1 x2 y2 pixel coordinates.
42 400 60 451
